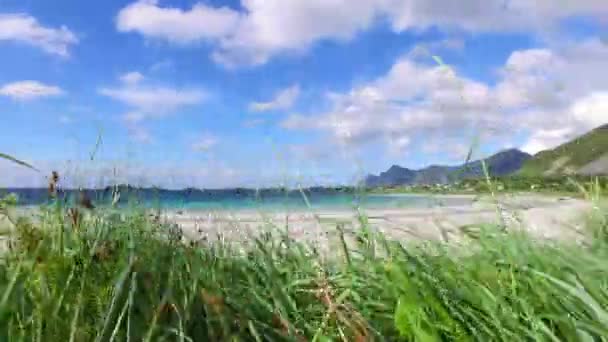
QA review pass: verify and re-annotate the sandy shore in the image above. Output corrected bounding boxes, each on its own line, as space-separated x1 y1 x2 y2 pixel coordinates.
163 194 595 249
2 193 596 254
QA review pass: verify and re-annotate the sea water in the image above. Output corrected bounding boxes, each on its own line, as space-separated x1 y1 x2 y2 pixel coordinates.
2 188 472 212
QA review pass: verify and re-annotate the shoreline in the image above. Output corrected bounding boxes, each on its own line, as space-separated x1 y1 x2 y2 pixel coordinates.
159 193 594 250
7 193 595 249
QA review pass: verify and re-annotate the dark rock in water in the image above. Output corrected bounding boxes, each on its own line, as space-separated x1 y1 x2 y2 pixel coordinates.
365 148 532 187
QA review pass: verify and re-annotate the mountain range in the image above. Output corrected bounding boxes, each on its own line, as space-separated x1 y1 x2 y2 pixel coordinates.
365 149 532 187
365 124 608 187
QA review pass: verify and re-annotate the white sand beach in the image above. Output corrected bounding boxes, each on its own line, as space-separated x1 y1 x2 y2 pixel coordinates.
2 193 596 254
163 194 596 249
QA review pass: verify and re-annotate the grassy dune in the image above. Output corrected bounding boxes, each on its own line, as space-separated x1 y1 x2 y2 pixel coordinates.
0 186 607 341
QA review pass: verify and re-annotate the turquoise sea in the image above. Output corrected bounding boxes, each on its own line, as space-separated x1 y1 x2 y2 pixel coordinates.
3 188 473 212
155 194 472 212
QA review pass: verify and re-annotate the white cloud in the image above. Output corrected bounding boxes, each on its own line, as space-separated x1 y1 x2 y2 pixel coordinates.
99 85 206 121
409 37 465 59
387 135 411 156
0 158 243 189
192 134 219 152
521 128 576 154
116 0 605 67
116 0 240 44
0 159 44 188
386 0 608 35
494 49 566 110
0 13 77 56
119 71 145 85
570 92 608 130
283 37 608 157
213 0 603 67
249 85 300 112
0 80 64 100
212 0 385 67
495 38 608 138
100 74 208 144
283 57 495 148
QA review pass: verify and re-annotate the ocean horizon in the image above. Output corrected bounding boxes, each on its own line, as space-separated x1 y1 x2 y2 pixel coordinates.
1 187 471 212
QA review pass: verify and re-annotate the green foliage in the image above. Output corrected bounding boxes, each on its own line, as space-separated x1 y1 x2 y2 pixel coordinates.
0 194 18 218
371 175 608 196
0 194 18 207
0 195 606 340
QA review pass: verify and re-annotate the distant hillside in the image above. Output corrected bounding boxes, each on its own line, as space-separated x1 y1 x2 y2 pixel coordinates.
365 149 531 187
519 124 608 177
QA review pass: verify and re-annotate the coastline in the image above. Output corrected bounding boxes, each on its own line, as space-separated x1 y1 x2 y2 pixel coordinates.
6 193 595 250
160 193 594 251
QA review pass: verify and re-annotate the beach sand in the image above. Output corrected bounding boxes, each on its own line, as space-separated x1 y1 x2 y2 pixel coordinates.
2 193 596 254
163 193 596 251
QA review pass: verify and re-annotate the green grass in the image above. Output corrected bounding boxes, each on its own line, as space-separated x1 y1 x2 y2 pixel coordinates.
0 184 607 341
369 175 608 197
519 124 608 177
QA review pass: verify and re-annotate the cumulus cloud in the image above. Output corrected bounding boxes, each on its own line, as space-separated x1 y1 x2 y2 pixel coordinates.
282 37 608 157
408 37 465 60
213 0 605 67
119 71 145 85
570 92 608 129
521 128 576 155
100 73 207 144
521 91 608 154
0 80 64 100
192 134 219 152
116 0 240 44
283 57 495 148
116 0 605 67
0 13 77 56
249 85 300 112
495 38 608 134
99 85 206 121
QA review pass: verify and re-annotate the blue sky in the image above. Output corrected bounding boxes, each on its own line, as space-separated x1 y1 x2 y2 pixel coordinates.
0 0 606 188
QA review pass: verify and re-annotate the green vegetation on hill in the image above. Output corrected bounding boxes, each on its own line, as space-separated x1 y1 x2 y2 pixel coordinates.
371 175 608 196
519 124 608 177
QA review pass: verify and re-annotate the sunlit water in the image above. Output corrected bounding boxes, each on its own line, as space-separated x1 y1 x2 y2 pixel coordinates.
3 188 473 212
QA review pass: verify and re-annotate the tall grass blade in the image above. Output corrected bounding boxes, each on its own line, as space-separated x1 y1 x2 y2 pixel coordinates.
0 153 39 172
